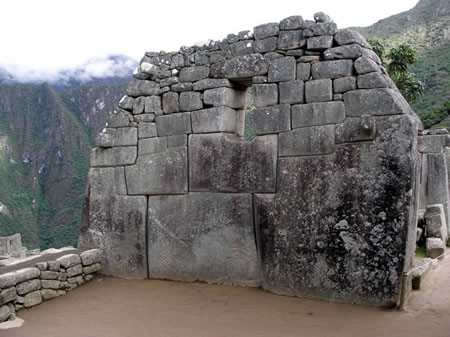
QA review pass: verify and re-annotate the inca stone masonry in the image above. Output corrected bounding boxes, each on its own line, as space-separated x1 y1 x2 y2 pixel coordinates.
79 13 426 307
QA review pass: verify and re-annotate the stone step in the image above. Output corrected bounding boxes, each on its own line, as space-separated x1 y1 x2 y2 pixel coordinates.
411 258 438 290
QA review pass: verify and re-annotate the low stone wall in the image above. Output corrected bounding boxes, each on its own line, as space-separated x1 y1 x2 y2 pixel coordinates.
0 249 101 323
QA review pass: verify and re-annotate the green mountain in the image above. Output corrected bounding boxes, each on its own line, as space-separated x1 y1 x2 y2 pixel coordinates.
353 0 450 125
0 83 126 249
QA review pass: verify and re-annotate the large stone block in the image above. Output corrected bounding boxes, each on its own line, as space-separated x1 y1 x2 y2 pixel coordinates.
203 87 246 108
179 92 203 112
279 125 336 157
418 135 450 153
210 54 269 80
311 60 353 79
305 79 333 103
90 146 137 167
307 36 333 50
179 66 209 82
24 290 42 308
0 287 17 305
278 30 306 50
254 104 291 135
155 113 192 136
336 116 377 143
191 107 237 133
268 57 296 82
80 249 102 266
426 153 450 234
147 193 261 286
253 84 278 107
292 102 345 128
127 79 160 97
279 15 303 30
0 268 40 289
114 127 137 146
334 77 356 93
193 79 232 91
424 204 448 241
279 80 304 104
79 194 147 279
254 37 277 53
254 23 279 40
354 57 381 75
189 133 277 192
256 114 420 306
357 73 388 89
343 89 411 116
334 29 371 48
162 92 180 114
138 137 167 155
324 44 364 60
126 147 188 195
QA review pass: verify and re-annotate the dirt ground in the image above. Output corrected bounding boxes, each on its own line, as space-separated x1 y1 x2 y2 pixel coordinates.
2 256 450 337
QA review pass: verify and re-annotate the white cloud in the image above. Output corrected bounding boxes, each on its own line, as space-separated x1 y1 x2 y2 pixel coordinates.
0 0 419 75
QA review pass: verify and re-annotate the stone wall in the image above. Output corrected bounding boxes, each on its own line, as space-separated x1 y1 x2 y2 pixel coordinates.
0 234 25 259
79 13 422 306
0 249 101 323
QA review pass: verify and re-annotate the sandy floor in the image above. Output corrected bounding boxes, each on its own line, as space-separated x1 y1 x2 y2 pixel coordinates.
2 256 450 337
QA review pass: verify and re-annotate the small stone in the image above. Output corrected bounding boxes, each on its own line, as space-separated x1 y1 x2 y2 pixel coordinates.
297 63 311 81
160 76 178 87
138 137 168 155
114 127 138 147
357 72 388 89
41 280 60 289
179 66 209 83
324 44 364 60
47 261 61 272
171 82 193 92
279 80 304 104
24 290 42 308
191 107 237 133
193 79 232 91
156 113 192 136
298 55 320 63
179 92 203 111
162 92 180 114
280 16 303 30
83 263 101 275
36 262 47 271
0 287 17 305
40 289 60 300
278 30 306 50
307 36 333 50
312 22 338 36
253 84 278 107
203 88 246 109
268 57 296 82
144 96 162 114
85 275 94 282
67 264 83 278
40 271 59 280
80 249 102 266
334 29 371 48
134 114 155 123
254 23 279 40
311 60 353 79
334 77 356 93
107 108 131 128
0 305 11 322
58 272 68 281
292 102 345 128
95 131 115 148
253 104 291 135
118 96 134 111
426 238 445 258
314 12 331 23
56 254 81 269
127 79 160 97
138 122 157 139
254 37 277 53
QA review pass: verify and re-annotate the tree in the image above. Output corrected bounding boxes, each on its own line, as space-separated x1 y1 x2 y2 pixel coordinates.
368 40 424 103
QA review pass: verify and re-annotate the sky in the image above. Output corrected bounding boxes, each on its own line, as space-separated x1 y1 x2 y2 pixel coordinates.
0 0 420 76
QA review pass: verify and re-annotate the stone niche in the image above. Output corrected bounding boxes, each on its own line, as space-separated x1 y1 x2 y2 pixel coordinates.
78 13 423 307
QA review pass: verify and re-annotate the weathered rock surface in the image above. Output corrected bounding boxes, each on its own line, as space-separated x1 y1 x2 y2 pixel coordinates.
189 134 277 192
0 268 40 289
147 193 261 286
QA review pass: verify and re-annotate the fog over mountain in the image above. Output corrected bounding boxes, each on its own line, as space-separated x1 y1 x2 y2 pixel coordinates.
0 54 137 91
